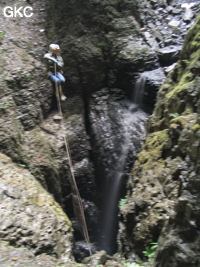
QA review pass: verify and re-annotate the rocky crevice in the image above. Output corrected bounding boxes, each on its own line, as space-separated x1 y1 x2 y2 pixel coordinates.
0 0 200 266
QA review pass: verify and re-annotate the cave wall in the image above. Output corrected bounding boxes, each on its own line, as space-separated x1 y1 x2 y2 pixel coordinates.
0 0 95 263
45 0 158 97
0 153 73 259
119 14 200 266
0 0 200 264
44 1 200 261
45 0 199 100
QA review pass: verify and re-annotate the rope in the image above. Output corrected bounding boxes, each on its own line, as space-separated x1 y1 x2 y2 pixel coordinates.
54 63 92 256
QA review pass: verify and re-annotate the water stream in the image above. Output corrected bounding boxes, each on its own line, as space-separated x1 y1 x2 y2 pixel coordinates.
99 107 148 253
89 83 148 254
132 74 147 108
95 90 148 254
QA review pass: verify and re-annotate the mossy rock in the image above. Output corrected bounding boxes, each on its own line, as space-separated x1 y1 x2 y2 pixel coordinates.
136 130 169 170
0 153 73 258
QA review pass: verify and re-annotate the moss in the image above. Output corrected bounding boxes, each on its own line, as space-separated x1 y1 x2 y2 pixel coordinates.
166 78 194 100
192 124 200 132
137 130 168 170
182 108 193 115
145 130 168 150
170 113 197 130
181 15 200 58
151 15 200 133
97 41 106 48
125 14 200 263
161 15 200 103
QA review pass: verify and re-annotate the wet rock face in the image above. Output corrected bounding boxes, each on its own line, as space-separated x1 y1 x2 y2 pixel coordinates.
119 15 200 265
62 115 98 242
89 88 148 253
133 68 166 113
65 115 96 202
158 45 182 66
89 88 148 184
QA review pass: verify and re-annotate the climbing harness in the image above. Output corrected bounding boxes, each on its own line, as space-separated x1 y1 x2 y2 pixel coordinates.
54 63 92 256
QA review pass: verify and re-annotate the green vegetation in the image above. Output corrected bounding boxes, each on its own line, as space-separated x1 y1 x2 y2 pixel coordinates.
120 258 144 267
124 263 142 267
0 31 4 45
97 41 106 48
0 99 11 110
170 113 197 129
143 242 158 262
119 197 127 208
192 124 200 132
181 59 190 65
136 130 168 170
169 113 179 119
18 164 27 169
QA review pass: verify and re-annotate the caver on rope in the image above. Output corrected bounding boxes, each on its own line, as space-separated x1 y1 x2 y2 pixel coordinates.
44 43 66 101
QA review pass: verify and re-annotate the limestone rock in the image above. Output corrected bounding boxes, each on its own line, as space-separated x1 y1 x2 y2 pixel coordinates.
83 250 107 265
119 14 200 265
168 19 181 28
136 68 166 113
158 45 182 66
0 240 93 266
181 3 195 23
0 153 73 259
0 0 200 264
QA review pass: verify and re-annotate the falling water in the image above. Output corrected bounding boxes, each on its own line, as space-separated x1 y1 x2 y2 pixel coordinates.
98 171 124 254
98 102 148 254
133 74 147 107
89 88 148 254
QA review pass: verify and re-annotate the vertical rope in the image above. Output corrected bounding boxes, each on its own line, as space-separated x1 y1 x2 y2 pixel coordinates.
54 63 92 256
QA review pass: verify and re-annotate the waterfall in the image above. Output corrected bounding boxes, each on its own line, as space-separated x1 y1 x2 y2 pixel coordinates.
98 171 124 254
98 110 132 253
96 99 148 254
89 88 148 255
132 74 146 107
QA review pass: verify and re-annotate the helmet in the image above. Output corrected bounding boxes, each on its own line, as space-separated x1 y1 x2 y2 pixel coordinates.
49 43 61 52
